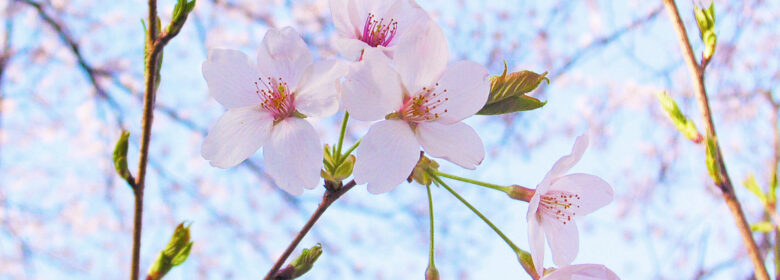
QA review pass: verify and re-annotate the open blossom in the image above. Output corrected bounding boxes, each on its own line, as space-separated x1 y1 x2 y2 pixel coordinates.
342 21 489 194
201 27 347 195
540 264 620 280
527 134 614 277
329 0 430 60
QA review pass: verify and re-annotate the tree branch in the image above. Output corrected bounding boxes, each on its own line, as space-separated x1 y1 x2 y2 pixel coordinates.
661 0 769 278
263 180 357 280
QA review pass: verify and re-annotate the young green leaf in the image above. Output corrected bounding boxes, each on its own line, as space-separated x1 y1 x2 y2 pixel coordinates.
147 222 194 280
750 221 775 233
705 136 723 185
476 62 549 115
113 130 132 183
743 174 767 204
656 92 703 143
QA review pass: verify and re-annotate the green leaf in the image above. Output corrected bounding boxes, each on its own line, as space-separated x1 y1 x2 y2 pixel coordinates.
705 136 722 185
477 94 546 115
743 174 767 204
656 92 702 143
332 155 355 181
476 62 548 115
147 222 193 280
113 130 132 182
166 0 197 37
694 3 717 61
290 243 323 278
751 221 775 233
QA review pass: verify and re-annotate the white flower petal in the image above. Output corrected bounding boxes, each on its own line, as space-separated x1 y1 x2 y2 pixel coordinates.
329 0 360 38
263 118 323 195
538 134 589 194
393 20 448 93
333 37 370 61
415 122 484 169
354 120 420 194
541 264 620 280
527 206 546 278
382 0 429 48
201 106 274 168
434 61 490 125
256 27 313 89
202 49 261 109
542 217 579 267
549 173 613 217
294 60 349 118
342 49 403 121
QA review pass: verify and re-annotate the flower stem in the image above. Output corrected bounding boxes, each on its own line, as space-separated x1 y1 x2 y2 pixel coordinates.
335 112 349 162
433 170 511 193
432 175 518 252
431 174 537 278
426 184 436 268
263 180 356 280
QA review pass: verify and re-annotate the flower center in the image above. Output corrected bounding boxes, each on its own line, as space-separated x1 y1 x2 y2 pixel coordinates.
538 190 581 225
360 13 398 47
255 76 295 120
398 83 448 122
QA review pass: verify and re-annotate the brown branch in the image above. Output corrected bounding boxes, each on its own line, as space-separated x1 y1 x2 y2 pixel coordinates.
263 180 357 280
662 0 769 279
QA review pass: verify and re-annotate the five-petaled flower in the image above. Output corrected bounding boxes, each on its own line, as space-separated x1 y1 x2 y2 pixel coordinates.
201 27 347 195
342 21 490 194
540 264 620 280
527 134 614 277
329 0 430 60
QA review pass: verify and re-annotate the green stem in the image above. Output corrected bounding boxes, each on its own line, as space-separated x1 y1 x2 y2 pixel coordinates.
426 184 436 267
433 170 511 193
431 175 519 253
432 174 537 278
335 112 349 162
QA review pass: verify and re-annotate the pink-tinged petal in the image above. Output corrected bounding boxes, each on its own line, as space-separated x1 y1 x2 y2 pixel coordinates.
333 37 370 61
294 60 349 118
263 118 322 195
541 264 620 280
256 27 314 89
329 0 360 38
434 61 490 124
354 120 420 194
393 20 448 94
538 134 589 193
202 106 274 168
383 0 428 45
202 49 261 109
542 216 579 267
342 49 403 121
549 173 613 217
352 0 396 25
415 122 484 169
527 204 546 278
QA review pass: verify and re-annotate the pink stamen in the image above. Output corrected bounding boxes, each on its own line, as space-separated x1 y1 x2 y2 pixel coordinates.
398 83 449 122
360 13 398 47
254 76 295 120
538 191 581 225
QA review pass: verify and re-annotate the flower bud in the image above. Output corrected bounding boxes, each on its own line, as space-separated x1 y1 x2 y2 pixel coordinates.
507 185 535 202
113 130 132 184
425 264 440 280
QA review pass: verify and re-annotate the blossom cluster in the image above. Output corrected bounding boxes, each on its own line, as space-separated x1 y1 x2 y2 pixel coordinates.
200 0 617 278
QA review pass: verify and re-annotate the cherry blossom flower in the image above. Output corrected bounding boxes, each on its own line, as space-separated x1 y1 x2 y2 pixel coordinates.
527 134 614 277
540 264 620 280
201 27 347 195
329 0 430 60
342 21 489 194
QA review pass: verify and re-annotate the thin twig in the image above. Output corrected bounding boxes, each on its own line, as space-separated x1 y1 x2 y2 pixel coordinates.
661 0 769 278
264 180 357 280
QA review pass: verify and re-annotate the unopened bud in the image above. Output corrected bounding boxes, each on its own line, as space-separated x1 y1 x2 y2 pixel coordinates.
507 185 535 202
275 244 323 279
425 264 440 280
147 222 193 280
